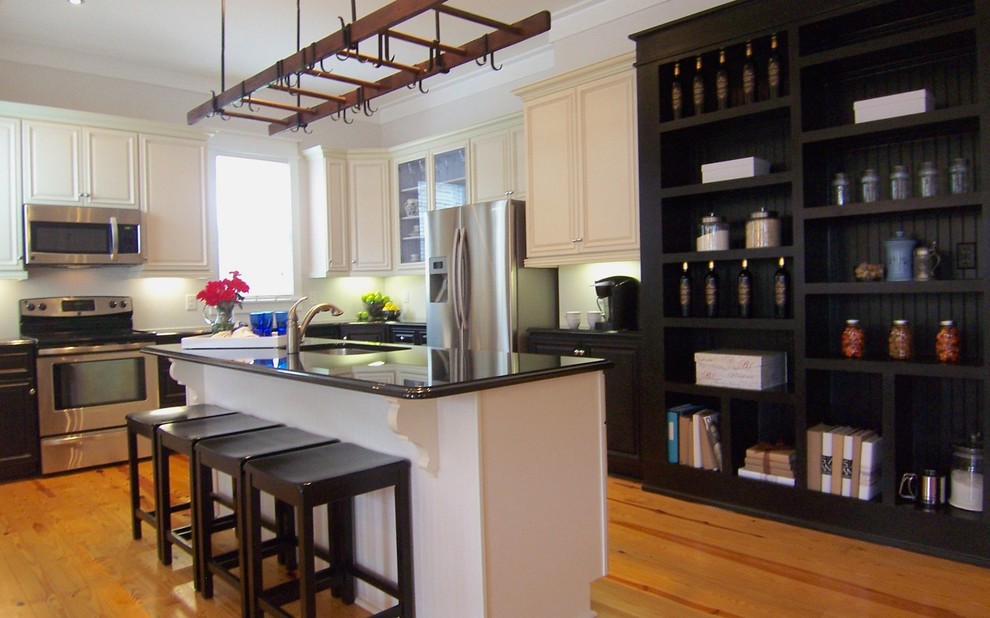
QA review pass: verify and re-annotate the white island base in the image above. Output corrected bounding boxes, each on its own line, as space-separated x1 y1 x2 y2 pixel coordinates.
169 358 608 617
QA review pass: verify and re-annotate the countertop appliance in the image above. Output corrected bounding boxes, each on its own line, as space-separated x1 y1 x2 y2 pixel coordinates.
23 203 145 266
594 275 640 331
20 296 158 474
425 199 556 352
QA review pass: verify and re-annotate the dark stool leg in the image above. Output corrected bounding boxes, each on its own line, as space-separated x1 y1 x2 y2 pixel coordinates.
245 473 264 618
394 471 416 618
155 440 173 565
330 497 356 604
128 425 143 540
297 500 317 618
195 450 215 598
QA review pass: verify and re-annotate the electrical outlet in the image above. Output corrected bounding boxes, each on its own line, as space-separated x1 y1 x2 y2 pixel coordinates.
185 294 198 311
957 242 976 269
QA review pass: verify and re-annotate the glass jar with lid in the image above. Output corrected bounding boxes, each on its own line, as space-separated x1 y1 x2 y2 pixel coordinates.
744 208 781 248
888 319 913 360
949 158 971 194
697 213 729 251
890 165 911 200
949 434 983 512
832 173 852 205
918 161 939 197
860 168 880 203
841 319 864 358
935 320 961 363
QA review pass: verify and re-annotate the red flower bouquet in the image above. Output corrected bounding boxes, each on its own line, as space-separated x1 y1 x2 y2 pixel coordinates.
196 270 250 307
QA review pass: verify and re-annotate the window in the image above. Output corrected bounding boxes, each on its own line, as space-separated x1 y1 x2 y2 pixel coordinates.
215 155 294 297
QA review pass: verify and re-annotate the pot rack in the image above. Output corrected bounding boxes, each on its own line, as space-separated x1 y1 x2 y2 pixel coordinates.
187 0 550 135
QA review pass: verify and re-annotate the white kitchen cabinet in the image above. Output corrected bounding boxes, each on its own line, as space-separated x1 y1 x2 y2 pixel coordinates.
394 153 427 271
517 55 639 266
0 116 25 279
139 134 209 276
470 127 520 203
347 154 392 273
305 148 350 277
22 121 138 208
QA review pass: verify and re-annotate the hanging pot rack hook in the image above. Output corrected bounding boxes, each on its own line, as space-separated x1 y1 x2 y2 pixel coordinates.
232 82 248 109
476 34 503 71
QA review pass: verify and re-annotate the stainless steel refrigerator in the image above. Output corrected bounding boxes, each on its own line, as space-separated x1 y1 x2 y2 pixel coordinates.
426 199 557 352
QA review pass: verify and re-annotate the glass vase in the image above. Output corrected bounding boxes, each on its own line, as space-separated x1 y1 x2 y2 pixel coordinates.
204 301 237 333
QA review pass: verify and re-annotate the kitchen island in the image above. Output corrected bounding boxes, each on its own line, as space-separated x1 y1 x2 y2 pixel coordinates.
146 340 611 618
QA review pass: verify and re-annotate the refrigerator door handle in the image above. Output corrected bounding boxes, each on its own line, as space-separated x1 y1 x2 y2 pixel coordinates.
457 227 470 330
451 227 464 331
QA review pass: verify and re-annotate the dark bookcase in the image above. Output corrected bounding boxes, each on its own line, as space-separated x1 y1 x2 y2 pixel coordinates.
632 0 990 565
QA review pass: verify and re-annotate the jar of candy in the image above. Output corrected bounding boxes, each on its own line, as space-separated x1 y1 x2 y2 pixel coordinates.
935 320 961 363
841 319 864 358
888 319 913 360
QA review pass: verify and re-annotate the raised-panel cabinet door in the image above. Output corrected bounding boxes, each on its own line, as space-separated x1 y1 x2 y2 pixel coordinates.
140 134 209 275
511 124 526 200
470 130 512 203
347 157 391 272
0 117 24 278
524 90 578 259
85 127 138 208
578 71 639 253
306 148 349 277
22 121 81 205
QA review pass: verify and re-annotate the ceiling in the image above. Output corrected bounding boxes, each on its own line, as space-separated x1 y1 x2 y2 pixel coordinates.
0 0 582 100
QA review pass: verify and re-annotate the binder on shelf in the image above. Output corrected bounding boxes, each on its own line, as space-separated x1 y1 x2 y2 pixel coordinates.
829 427 855 495
679 412 694 467
666 403 703 464
843 428 876 498
806 424 835 493
858 434 884 501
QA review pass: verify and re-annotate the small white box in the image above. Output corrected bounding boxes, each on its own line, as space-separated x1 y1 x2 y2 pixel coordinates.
181 333 287 349
701 157 771 184
694 349 787 390
854 89 933 124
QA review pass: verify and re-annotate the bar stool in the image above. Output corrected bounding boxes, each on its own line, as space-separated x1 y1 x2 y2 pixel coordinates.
156 414 283 579
244 442 414 618
193 426 339 606
127 404 238 561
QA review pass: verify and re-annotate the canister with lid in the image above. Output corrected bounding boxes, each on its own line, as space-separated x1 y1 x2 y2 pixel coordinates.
832 173 852 205
950 434 983 512
745 208 781 248
888 319 913 360
697 213 730 251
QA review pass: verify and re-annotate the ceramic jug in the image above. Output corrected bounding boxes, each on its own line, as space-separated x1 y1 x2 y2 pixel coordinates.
884 230 916 281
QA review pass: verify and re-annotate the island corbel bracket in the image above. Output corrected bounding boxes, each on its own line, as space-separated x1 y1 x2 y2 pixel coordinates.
386 398 439 475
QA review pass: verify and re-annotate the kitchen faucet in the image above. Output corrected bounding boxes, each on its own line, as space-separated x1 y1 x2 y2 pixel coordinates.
286 297 344 355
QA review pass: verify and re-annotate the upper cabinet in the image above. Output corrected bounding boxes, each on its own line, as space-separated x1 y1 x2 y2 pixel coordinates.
139 134 209 276
0 116 25 279
470 124 526 202
306 148 350 277
22 121 138 208
347 153 392 273
516 55 640 267
395 153 427 270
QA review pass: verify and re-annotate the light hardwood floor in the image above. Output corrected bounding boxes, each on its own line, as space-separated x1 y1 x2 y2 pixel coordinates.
1 464 988 616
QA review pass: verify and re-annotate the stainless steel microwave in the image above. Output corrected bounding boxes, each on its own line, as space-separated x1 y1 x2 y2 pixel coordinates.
23 203 145 266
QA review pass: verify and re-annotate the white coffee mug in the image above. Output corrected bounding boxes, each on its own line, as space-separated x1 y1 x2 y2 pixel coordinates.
587 311 603 328
565 311 581 329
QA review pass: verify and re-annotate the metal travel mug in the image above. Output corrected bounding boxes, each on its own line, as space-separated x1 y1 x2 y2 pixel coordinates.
919 469 946 506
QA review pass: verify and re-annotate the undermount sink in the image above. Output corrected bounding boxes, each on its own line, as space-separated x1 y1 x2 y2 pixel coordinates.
299 342 409 355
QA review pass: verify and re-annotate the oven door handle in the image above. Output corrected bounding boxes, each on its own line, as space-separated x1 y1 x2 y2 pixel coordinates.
37 341 150 357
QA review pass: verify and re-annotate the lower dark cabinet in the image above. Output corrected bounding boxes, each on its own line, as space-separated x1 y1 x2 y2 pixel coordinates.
154 332 196 407
0 342 39 481
388 324 427 345
339 323 386 342
528 329 642 479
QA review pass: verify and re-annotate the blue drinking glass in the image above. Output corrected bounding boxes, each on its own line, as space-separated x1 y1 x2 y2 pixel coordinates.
274 310 289 335
250 311 273 336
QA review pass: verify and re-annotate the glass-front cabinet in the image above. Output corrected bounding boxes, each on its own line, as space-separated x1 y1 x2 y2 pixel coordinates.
433 147 467 210
396 155 427 268
393 144 468 270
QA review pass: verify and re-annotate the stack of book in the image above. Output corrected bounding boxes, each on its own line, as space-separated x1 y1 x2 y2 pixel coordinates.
666 403 722 471
807 423 883 500
738 443 796 486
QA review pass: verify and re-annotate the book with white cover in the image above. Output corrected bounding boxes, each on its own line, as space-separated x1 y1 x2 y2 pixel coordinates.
858 434 884 500
738 466 796 486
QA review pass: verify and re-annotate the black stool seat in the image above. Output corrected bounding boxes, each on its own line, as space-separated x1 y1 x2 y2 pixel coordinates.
127 404 238 560
244 442 415 618
194 427 339 603
155 414 282 575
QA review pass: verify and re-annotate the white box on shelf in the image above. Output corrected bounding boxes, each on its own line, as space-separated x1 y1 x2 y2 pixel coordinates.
694 349 787 390
701 156 771 184
853 89 933 124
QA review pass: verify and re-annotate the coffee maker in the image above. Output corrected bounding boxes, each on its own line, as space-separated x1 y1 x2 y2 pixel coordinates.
594 275 639 331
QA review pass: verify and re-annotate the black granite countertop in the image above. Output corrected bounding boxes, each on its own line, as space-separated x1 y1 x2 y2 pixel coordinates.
146 339 611 400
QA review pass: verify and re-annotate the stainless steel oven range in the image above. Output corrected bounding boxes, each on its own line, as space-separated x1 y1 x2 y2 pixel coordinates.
20 296 158 474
